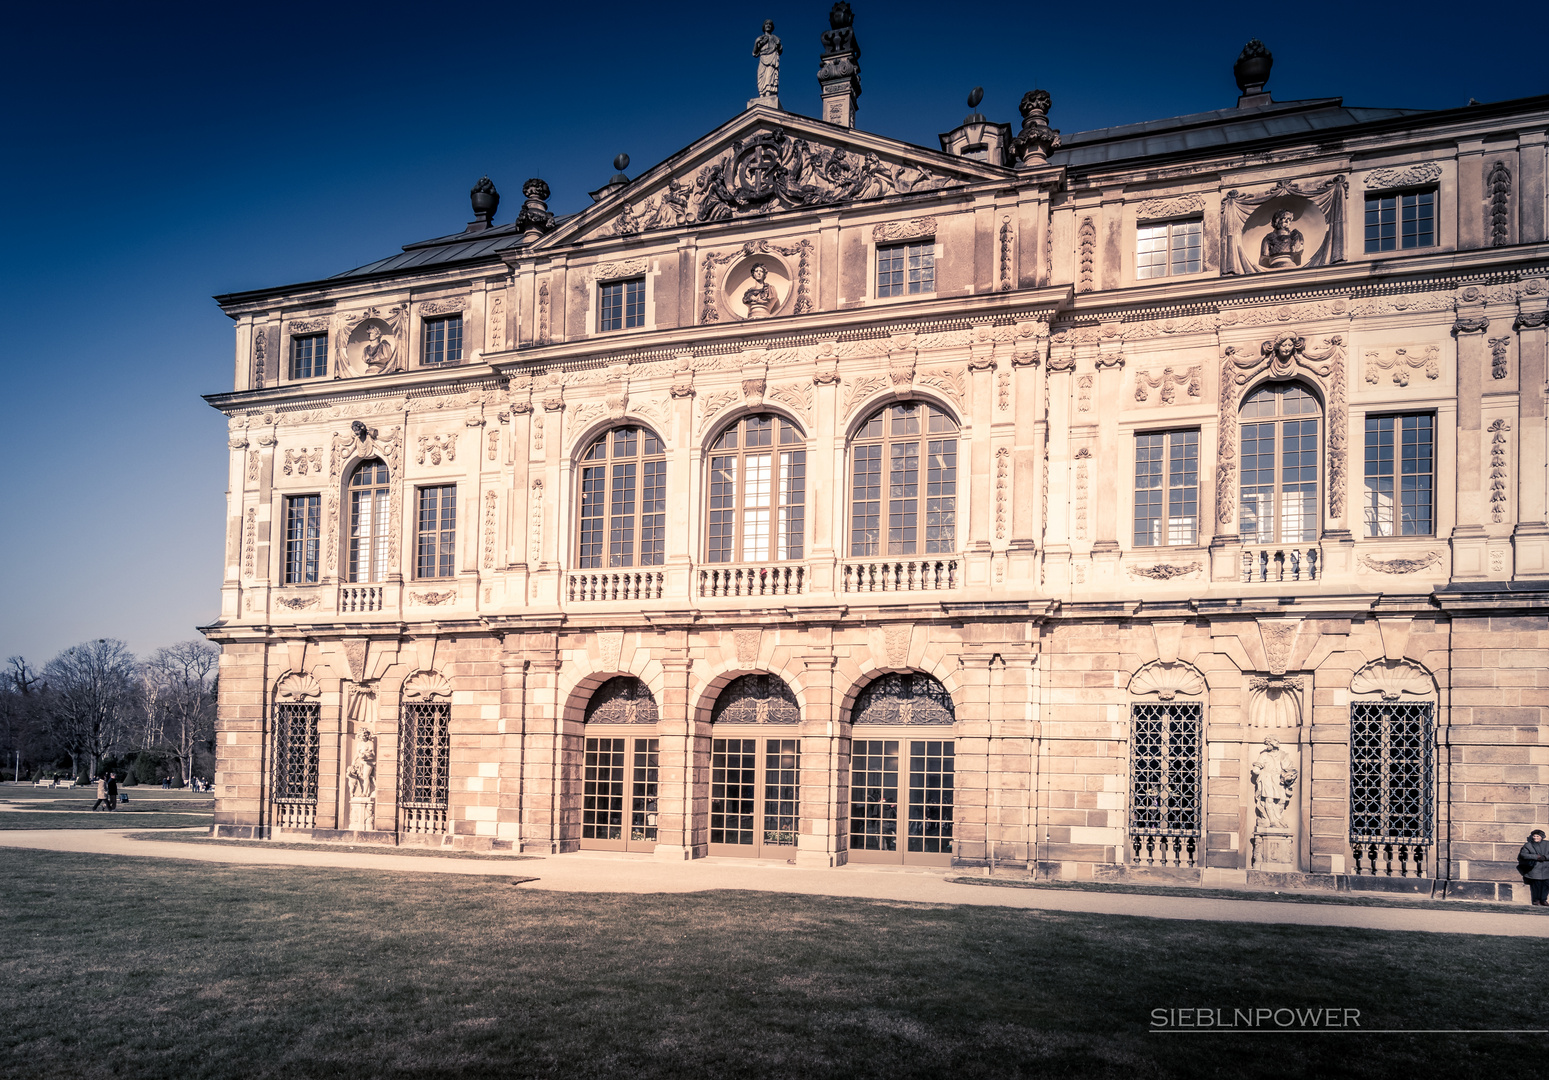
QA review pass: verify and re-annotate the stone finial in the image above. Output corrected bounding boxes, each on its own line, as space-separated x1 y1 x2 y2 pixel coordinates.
515 178 554 241
1234 39 1273 106
467 176 499 233
589 154 633 204
1011 89 1061 168
817 2 861 128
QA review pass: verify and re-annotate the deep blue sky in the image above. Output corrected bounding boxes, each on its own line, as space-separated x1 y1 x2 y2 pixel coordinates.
0 0 1540 666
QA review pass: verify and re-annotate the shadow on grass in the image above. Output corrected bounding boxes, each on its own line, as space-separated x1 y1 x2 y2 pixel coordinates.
0 849 1540 1080
0 813 215 830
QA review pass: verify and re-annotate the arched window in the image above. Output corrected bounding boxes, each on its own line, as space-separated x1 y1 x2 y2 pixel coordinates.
348 459 391 582
851 672 955 726
1239 383 1319 544
707 414 806 563
849 401 958 557
707 674 802 857
580 676 659 853
577 427 666 568
848 672 955 865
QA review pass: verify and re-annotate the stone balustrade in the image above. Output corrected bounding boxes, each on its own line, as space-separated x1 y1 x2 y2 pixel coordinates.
1241 545 1320 583
400 804 448 835
338 584 384 613
567 570 666 602
698 563 807 598
841 558 959 593
276 801 316 830
1130 832 1198 868
1351 839 1431 877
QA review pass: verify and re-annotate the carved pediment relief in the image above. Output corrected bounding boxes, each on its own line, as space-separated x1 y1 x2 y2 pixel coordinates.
1350 659 1434 700
560 118 996 245
1128 660 1206 700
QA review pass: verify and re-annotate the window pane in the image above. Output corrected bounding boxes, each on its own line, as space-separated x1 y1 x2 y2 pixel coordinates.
740 453 772 562
1171 220 1202 275
925 439 956 554
1167 430 1199 544
1134 433 1165 546
1400 414 1434 535
888 441 919 555
609 462 637 566
579 464 606 568
1136 224 1168 280
779 450 805 560
851 445 882 556
284 495 320 584
708 456 736 563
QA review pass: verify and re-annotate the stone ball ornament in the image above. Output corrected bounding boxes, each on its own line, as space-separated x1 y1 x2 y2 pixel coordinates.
522 178 550 201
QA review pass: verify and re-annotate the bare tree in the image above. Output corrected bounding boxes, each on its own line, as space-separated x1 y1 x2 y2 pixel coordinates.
42 639 138 779
0 657 48 779
143 640 219 785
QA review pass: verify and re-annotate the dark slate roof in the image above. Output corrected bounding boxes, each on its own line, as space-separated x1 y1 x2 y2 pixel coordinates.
1051 97 1427 168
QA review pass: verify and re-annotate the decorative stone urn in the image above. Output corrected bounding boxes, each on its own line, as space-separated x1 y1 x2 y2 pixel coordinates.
1234 40 1273 96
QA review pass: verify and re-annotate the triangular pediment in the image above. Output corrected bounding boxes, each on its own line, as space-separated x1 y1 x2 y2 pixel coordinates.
540 107 1010 249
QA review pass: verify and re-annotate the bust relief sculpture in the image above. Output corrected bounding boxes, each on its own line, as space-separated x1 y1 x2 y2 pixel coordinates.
741 262 779 319
752 20 781 100
1260 209 1305 268
361 326 397 374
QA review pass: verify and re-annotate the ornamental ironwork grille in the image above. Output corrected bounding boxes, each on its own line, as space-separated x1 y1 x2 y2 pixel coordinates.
584 676 659 725
399 701 450 834
272 702 319 829
1128 702 1201 866
711 674 800 725
851 673 955 726
1349 702 1432 845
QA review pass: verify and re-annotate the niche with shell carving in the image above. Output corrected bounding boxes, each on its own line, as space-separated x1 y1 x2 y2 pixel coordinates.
1128 660 1206 701
1349 658 1435 701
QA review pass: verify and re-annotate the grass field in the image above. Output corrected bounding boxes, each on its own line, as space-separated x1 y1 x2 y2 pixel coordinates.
0 849 1542 1080
0 785 214 830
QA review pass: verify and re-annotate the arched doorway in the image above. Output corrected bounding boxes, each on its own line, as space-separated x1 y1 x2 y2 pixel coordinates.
579 676 660 852
707 674 801 859
848 672 956 866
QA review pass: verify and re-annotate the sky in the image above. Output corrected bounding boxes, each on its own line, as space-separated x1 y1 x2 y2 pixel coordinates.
0 0 1542 666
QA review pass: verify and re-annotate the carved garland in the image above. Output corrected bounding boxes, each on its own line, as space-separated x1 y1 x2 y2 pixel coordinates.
1127 562 1202 580
483 490 498 570
998 217 1013 292
1363 345 1439 386
418 297 466 316
1216 332 1346 526
1489 336 1510 381
1077 217 1095 291
994 447 1009 540
1488 162 1511 247
1357 551 1441 574
529 479 544 566
243 509 256 578
275 594 320 610
1074 447 1090 540
409 590 457 606
1136 193 1204 221
872 218 937 243
1134 366 1201 404
1364 162 1441 190
252 326 268 390
1490 418 1511 523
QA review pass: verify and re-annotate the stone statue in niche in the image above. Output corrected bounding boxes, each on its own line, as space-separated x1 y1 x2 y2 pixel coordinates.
1259 209 1305 268
752 20 781 102
346 729 376 801
1251 737 1298 829
742 262 779 318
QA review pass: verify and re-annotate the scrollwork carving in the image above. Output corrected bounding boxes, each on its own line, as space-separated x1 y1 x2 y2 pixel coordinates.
1137 193 1204 220
1364 162 1442 190
873 217 936 243
1357 551 1441 574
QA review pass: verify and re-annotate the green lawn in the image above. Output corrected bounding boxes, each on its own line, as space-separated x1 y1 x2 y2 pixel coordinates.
0 813 215 830
0 850 1542 1079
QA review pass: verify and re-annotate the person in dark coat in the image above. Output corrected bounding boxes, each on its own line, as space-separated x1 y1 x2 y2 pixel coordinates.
1520 829 1549 906
104 773 119 813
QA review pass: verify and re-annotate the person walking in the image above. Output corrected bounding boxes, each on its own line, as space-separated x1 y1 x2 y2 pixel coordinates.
1519 829 1549 906
104 772 119 813
90 775 109 812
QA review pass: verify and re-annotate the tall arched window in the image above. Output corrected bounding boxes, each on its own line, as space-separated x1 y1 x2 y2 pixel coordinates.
707 674 802 858
577 427 666 568
850 401 958 557
848 672 956 866
580 676 660 853
348 459 391 582
707 414 806 563
1239 383 1319 543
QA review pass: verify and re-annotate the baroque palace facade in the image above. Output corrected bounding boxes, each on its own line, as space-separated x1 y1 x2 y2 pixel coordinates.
204 18 1549 898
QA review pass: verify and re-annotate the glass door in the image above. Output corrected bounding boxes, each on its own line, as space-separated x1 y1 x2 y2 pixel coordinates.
580 735 658 852
848 737 954 866
708 735 800 858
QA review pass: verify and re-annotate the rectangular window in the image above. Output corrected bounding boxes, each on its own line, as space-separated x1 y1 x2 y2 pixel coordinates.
283 495 321 585
415 485 456 579
849 739 899 851
400 700 451 808
1133 430 1199 546
1349 701 1433 844
850 444 883 557
876 241 935 297
422 315 463 366
582 737 625 841
1364 414 1435 537
290 334 326 380
1135 219 1203 279
599 278 646 331
906 739 953 854
1129 702 1201 865
273 701 320 805
1365 191 1435 252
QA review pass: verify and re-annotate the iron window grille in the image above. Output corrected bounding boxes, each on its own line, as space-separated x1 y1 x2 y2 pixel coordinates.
851 672 956 726
1364 190 1435 252
876 241 934 296
850 402 958 557
577 427 667 568
599 278 646 331
710 674 800 725
1136 219 1203 278
584 677 660 725
399 700 450 834
1128 702 1202 866
1349 701 1433 876
284 495 321 584
706 414 807 563
415 485 457 579
272 701 319 829
291 333 327 380
1363 414 1435 537
1133 429 1200 546
422 315 463 365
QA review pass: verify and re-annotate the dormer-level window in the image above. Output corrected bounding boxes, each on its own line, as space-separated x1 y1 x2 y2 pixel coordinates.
877 242 934 297
423 315 463 365
1365 190 1434 252
1136 219 1202 279
599 277 646 331
291 334 327 379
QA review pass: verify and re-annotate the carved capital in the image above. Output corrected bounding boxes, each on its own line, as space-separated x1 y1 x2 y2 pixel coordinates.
1452 315 1490 335
1515 311 1549 331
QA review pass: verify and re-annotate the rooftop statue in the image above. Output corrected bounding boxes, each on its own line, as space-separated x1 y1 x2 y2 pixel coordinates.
752 20 781 103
